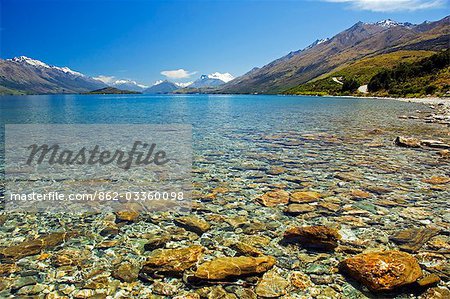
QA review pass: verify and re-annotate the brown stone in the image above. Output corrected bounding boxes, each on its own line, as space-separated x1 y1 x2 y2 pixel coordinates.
335 172 361 182
0 264 19 276
193 256 276 280
290 191 321 203
422 176 450 185
256 190 289 207
96 240 120 249
266 166 286 175
395 136 421 148
99 225 119 237
421 287 450 299
417 274 440 287
174 216 210 235
152 281 178 296
284 203 315 215
115 211 139 222
0 232 76 262
208 286 238 299
0 215 7 226
438 149 450 158
283 226 341 250
339 250 422 292
144 235 170 251
318 202 340 212
350 190 371 199
113 262 140 283
255 271 289 298
141 245 204 276
231 242 262 257
290 271 311 290
390 227 440 253
52 249 89 267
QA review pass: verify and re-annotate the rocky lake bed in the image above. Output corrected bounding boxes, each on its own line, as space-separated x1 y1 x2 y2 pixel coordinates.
0 95 449 298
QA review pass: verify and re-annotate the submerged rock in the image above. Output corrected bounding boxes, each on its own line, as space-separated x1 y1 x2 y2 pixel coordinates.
193 255 276 280
115 210 139 222
421 287 450 299
421 176 450 185
438 149 450 158
417 274 440 288
231 242 263 257
144 234 171 251
389 227 440 253
339 250 422 292
113 262 140 282
141 245 204 276
255 271 289 298
256 190 289 207
284 203 315 215
0 231 76 262
421 140 450 149
0 264 19 276
283 226 341 250
395 136 421 148
290 271 312 290
174 216 210 235
290 191 322 203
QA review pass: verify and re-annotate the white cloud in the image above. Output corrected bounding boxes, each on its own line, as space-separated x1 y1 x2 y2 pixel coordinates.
161 69 197 79
93 75 116 84
324 0 445 12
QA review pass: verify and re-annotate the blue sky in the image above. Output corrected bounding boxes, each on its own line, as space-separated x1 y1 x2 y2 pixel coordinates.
1 0 448 85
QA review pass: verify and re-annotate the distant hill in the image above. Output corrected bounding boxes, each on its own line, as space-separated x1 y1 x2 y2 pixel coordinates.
219 16 450 94
85 87 141 94
0 56 106 94
143 80 179 94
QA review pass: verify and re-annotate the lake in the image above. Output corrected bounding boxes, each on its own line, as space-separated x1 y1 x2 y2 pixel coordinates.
0 94 448 298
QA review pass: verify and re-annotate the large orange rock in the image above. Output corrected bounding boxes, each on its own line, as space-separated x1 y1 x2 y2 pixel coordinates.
339 250 422 292
174 216 210 235
141 245 204 276
256 190 289 207
290 191 322 203
193 255 276 280
283 226 341 250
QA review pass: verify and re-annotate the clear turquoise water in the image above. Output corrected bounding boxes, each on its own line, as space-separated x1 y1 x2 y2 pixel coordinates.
0 94 449 298
1 94 448 203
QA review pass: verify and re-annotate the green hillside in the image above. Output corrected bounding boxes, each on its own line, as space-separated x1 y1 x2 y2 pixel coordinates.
284 50 436 96
368 49 450 97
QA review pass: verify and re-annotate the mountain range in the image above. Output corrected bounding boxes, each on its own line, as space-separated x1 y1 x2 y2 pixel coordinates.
219 16 449 94
0 56 107 94
1 16 448 96
143 73 235 94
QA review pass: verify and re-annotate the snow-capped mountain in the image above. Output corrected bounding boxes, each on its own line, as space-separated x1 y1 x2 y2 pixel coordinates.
304 38 330 51
187 72 235 88
93 76 148 92
1 56 106 94
207 72 234 83
175 81 193 88
111 79 148 92
370 19 414 28
9 56 85 77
